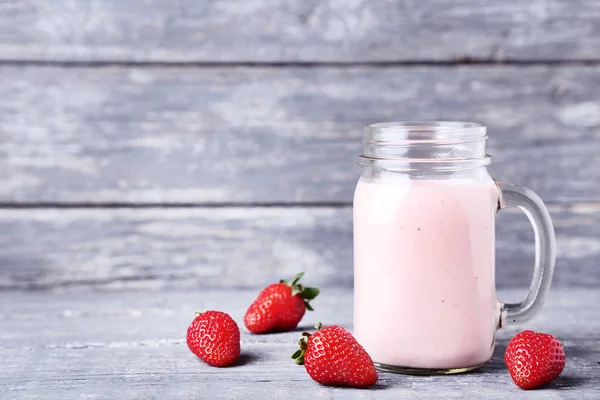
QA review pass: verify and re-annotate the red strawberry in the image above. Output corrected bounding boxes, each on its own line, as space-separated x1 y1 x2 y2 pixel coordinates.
244 272 319 334
292 322 378 388
186 310 240 367
504 330 566 389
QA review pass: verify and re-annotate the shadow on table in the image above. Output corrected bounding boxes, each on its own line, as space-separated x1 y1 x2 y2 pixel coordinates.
325 381 392 391
547 375 588 389
235 353 261 367
250 324 321 335
544 341 592 390
193 352 260 367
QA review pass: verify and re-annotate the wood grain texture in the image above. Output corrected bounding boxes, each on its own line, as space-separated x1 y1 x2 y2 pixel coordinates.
1 288 599 399
0 0 599 63
0 205 597 290
1 65 599 204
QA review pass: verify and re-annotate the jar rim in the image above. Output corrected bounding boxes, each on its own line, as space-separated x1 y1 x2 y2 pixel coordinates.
365 121 486 142
361 121 489 170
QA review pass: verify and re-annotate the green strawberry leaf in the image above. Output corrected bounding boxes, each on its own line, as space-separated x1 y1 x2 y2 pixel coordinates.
291 349 303 359
291 283 304 297
289 271 305 287
301 287 320 300
292 333 311 366
304 300 314 311
283 271 320 311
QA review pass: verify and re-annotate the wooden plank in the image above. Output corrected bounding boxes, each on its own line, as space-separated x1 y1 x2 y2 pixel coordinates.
0 1 599 63
0 205 597 290
1 65 599 204
1 288 598 399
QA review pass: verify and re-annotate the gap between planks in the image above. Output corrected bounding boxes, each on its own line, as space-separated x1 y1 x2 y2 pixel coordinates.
0 60 599 69
0 202 597 209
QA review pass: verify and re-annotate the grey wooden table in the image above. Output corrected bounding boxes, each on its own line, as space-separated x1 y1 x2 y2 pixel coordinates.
1 288 598 399
1 1 600 399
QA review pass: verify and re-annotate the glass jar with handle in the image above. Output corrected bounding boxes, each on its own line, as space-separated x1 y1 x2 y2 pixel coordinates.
353 121 556 374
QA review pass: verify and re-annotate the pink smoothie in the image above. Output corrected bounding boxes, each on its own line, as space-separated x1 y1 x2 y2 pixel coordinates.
353 177 501 369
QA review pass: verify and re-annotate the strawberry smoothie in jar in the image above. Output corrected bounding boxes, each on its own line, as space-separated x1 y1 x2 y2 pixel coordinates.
353 122 556 374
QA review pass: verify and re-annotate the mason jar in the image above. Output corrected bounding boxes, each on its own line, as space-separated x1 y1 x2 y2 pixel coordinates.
353 121 556 374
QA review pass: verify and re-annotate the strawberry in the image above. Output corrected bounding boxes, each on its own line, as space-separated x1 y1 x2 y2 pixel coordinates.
292 322 378 388
186 310 240 367
244 272 319 334
504 330 566 389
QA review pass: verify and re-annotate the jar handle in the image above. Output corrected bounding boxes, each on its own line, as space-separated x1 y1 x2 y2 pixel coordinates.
496 182 556 327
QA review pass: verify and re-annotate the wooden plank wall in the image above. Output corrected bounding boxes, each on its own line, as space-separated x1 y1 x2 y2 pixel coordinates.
0 0 599 291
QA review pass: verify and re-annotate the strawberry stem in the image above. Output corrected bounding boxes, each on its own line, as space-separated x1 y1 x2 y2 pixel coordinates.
289 272 305 286
282 272 320 311
292 327 319 365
